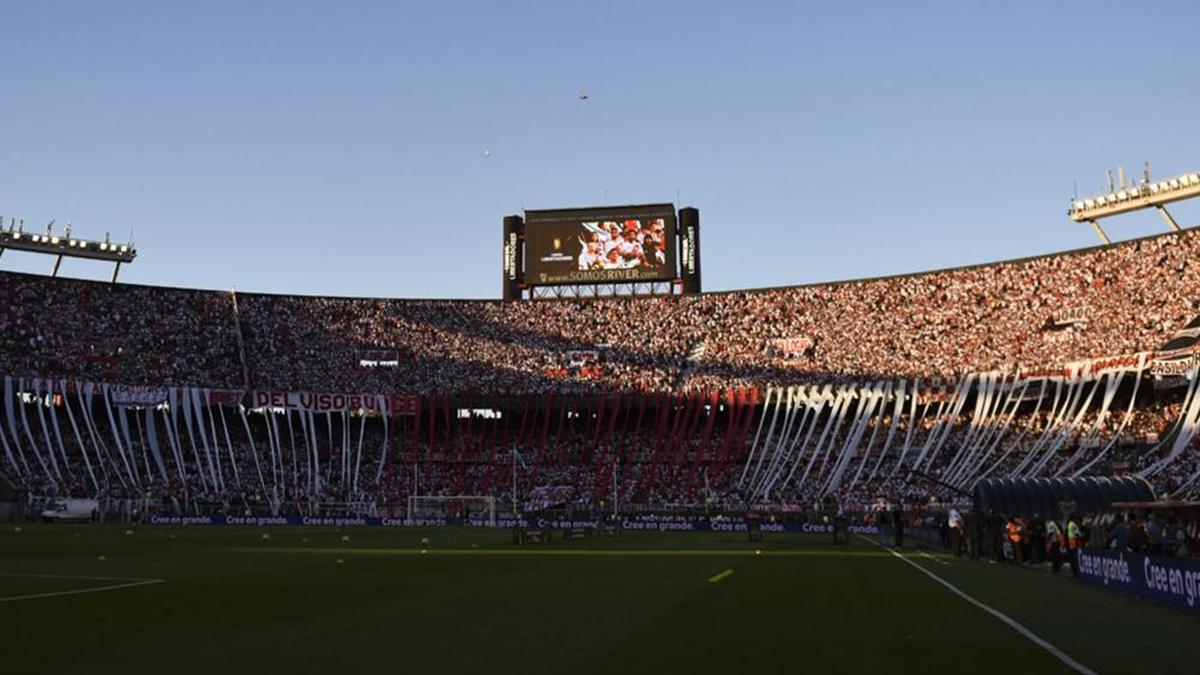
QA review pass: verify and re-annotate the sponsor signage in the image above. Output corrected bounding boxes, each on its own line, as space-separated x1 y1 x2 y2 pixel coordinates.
1077 548 1200 614
143 513 880 535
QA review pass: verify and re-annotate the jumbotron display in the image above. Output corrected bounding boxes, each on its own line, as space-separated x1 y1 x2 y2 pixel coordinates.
523 203 677 285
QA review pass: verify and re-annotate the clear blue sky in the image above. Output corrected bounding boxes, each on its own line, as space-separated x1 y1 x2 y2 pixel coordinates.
2 1 1198 298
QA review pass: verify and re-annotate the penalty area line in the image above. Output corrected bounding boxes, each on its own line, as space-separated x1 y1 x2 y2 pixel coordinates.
855 535 1095 675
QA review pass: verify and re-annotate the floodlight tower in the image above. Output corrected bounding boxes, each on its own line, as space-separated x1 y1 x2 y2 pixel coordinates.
1069 163 1199 245
0 216 137 281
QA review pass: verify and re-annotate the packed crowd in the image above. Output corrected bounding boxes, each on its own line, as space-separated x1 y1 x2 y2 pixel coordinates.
1 274 243 388
1 229 1198 396
2 227 1200 514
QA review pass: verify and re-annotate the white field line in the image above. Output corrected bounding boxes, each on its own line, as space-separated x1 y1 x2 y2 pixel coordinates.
916 550 949 566
0 572 155 582
855 535 1095 675
708 568 735 583
0 573 165 603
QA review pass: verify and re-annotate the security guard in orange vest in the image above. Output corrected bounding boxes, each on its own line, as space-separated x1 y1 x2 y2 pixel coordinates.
1006 518 1022 563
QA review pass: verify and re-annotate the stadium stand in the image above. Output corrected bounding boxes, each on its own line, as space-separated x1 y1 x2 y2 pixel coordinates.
1 228 1199 528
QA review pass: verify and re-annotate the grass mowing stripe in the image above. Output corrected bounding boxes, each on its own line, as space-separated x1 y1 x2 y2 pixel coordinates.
707 569 734 584
855 536 1096 675
0 578 164 604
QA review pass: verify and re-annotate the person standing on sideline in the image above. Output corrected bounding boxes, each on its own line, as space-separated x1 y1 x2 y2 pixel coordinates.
1045 518 1063 573
1106 514 1129 551
948 508 965 557
893 504 905 548
1066 515 1083 577
1030 515 1045 565
1005 517 1022 563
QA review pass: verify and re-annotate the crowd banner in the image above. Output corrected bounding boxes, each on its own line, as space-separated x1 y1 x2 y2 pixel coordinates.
945 373 1009 487
1054 367 1128 477
59 381 97 489
864 379 906 485
19 379 58 483
760 388 816 500
1072 356 1147 477
102 384 139 487
43 381 71 481
1010 377 1068 477
950 378 1029 489
849 381 894 491
1140 366 1200 478
32 380 66 482
110 384 169 407
143 408 169 483
1077 548 1200 614
82 387 126 491
822 382 883 498
252 390 419 415
237 403 269 501
740 386 778 491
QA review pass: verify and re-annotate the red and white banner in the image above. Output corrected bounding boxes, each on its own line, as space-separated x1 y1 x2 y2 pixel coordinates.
768 337 813 361
566 350 599 367
1049 307 1088 328
1017 353 1146 382
202 389 245 406
252 390 418 415
21 378 96 395
1150 355 1196 378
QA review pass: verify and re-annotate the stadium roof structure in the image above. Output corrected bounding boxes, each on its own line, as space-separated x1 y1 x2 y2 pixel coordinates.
972 476 1155 518
1068 165 1200 245
0 217 136 281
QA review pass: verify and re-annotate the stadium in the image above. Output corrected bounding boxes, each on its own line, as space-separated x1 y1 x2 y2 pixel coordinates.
4 5 1200 675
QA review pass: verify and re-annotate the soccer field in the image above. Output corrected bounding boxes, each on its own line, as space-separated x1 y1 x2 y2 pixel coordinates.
2 525 1196 674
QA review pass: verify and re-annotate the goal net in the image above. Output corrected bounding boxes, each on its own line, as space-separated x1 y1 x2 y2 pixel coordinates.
406 495 497 527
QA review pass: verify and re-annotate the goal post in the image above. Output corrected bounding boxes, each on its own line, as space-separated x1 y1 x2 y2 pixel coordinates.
406 495 497 527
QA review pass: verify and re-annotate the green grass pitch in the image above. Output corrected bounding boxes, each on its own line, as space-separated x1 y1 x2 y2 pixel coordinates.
2 525 1197 674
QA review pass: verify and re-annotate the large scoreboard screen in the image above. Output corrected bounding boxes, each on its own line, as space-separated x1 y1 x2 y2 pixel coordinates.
523 203 677 285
